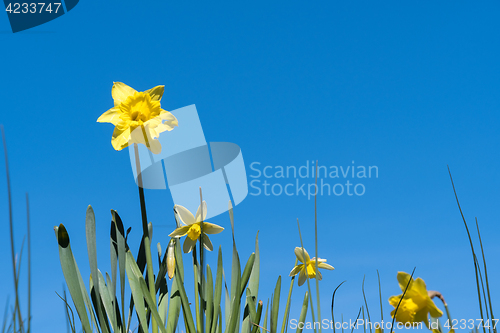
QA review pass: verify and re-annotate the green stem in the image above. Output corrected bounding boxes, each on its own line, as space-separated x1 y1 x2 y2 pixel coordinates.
297 219 317 333
1 126 24 333
281 258 298 333
134 143 158 333
314 161 322 333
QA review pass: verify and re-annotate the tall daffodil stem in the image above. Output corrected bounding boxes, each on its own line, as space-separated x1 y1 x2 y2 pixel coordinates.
134 143 158 333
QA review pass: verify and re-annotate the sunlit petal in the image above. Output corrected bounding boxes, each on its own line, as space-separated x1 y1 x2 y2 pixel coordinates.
195 201 208 222
203 222 224 234
112 82 137 106
144 85 164 101
168 225 190 238
175 205 196 225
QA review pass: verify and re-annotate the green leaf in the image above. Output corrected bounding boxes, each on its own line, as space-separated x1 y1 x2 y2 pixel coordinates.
173 249 196 333
125 251 148 333
98 271 118 332
270 276 281 333
296 292 309 333
139 278 168 333
55 224 92 333
205 265 214 333
248 232 260 299
251 300 263 333
263 299 269 333
86 206 109 333
111 210 127 331
211 246 223 333
240 253 255 298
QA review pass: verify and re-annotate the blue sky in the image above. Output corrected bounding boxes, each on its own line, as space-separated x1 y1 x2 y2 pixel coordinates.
1 1 500 332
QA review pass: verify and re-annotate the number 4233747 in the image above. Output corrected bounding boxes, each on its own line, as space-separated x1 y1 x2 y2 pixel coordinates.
5 3 62 14
444 319 499 330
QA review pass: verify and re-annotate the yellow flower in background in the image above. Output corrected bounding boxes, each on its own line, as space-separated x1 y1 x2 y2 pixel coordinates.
169 201 224 253
389 272 443 328
289 247 334 286
97 82 178 154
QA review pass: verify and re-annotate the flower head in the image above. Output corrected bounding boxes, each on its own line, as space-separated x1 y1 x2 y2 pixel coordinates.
168 201 224 253
97 82 178 154
289 247 334 286
389 272 443 328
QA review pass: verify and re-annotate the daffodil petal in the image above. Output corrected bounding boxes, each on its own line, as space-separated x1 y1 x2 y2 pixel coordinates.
97 107 121 125
168 225 190 238
201 234 213 251
175 205 196 225
316 270 323 281
318 262 334 270
419 310 430 329
195 201 208 222
388 295 402 308
183 237 196 253
294 247 310 263
130 126 162 154
144 85 165 101
160 110 179 129
427 300 443 318
111 123 132 151
298 269 307 286
202 222 224 234
289 265 303 277
397 271 412 292
112 82 137 106
412 278 429 298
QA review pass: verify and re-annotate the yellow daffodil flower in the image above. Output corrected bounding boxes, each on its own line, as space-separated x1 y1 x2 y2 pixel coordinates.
289 247 334 286
169 201 224 253
389 272 443 328
97 82 178 154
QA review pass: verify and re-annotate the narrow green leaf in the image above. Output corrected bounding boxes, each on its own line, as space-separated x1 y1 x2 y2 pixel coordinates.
206 265 214 333
109 221 118 320
296 292 309 333
211 246 223 333
240 253 255 298
98 271 117 332
270 276 281 333
125 251 148 333
173 254 196 333
86 206 109 333
248 232 260 299
111 210 127 332
139 278 168 333
245 288 257 333
263 299 269 333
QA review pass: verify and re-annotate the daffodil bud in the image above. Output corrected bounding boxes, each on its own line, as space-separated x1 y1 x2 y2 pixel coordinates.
167 239 176 279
